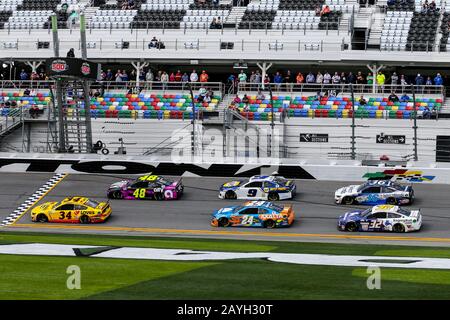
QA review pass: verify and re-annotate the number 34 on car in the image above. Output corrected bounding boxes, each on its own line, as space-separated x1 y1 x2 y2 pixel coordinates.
31 196 112 224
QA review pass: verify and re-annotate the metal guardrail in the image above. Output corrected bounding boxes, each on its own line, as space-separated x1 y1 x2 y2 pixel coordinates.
0 107 22 136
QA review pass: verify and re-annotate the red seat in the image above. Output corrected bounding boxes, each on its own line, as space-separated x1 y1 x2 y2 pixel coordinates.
396 111 403 118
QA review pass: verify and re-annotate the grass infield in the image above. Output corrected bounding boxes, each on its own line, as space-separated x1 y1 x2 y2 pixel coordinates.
0 231 449 299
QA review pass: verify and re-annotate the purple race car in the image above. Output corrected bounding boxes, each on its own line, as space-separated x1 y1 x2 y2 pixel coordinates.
107 174 183 200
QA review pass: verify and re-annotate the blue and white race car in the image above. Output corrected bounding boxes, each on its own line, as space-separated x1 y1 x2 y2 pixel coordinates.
338 204 422 233
334 180 414 206
218 175 296 201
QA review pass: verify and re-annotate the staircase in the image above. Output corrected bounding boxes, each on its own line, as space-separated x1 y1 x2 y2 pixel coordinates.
354 6 372 28
367 11 385 49
223 6 246 27
83 6 99 27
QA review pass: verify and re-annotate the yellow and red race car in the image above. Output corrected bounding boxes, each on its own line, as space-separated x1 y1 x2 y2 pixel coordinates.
31 196 111 224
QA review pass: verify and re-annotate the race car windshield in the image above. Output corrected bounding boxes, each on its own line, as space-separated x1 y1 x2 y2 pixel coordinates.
269 203 284 212
85 199 100 208
274 177 287 185
158 178 172 186
360 208 373 216
397 208 411 216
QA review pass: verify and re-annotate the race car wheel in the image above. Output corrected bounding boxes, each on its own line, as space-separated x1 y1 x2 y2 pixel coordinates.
393 223 405 233
342 197 354 205
264 220 276 229
80 215 90 224
36 214 48 223
225 191 237 200
268 193 279 201
345 222 358 232
218 217 230 227
386 198 397 205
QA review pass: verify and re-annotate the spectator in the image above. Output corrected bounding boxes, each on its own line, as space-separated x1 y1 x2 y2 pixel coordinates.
256 90 265 100
340 72 347 84
415 73 424 85
359 95 367 105
169 72 176 82
24 88 30 96
249 71 256 89
254 70 262 86
232 94 241 104
347 72 355 84
160 71 169 90
285 70 294 91
320 5 331 16
400 93 410 101
216 17 222 29
400 74 408 87
19 69 29 80
315 5 321 16
199 70 209 82
376 71 386 86
106 69 113 81
426 76 432 85
323 71 331 84
149 36 158 48
264 74 270 86
238 70 247 83
423 106 431 119
434 73 443 85
305 72 315 84
356 71 365 84
316 71 324 84
391 72 399 85
115 69 122 82
273 72 283 89
29 104 40 119
190 70 199 82
366 72 373 85
181 72 188 83
121 71 129 82
388 92 399 102
146 69 154 82
331 72 341 85
296 72 304 84
210 18 218 29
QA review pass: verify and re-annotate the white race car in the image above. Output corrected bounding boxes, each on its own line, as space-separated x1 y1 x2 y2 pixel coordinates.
218 175 296 201
338 204 422 233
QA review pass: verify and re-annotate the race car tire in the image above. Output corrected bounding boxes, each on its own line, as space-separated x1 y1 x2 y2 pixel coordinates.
345 222 358 232
36 214 48 223
386 197 397 205
393 223 405 233
109 191 122 199
342 196 354 205
218 217 230 227
264 220 276 229
80 215 90 224
267 193 279 201
225 191 237 200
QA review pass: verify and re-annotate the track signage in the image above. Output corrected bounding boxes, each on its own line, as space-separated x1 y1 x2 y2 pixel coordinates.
300 133 329 143
376 135 406 144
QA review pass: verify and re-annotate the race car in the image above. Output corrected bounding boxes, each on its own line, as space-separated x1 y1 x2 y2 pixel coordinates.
107 174 183 200
219 175 296 201
31 196 111 224
337 204 422 233
334 180 414 205
211 200 295 228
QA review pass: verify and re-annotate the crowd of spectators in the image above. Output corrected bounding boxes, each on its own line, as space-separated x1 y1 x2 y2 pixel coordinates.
225 69 445 92
121 0 136 10
210 17 223 29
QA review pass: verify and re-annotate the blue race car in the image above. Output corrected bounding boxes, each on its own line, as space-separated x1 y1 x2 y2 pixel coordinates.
334 180 414 206
338 204 422 233
211 201 295 228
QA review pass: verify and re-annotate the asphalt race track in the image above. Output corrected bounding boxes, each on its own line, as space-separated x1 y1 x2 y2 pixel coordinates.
2 173 450 246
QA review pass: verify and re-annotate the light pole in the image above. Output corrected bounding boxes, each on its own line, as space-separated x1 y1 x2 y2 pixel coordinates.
187 82 196 157
411 84 418 161
350 83 356 160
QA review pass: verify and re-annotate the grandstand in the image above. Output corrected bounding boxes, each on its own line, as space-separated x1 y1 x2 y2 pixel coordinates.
0 0 449 164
